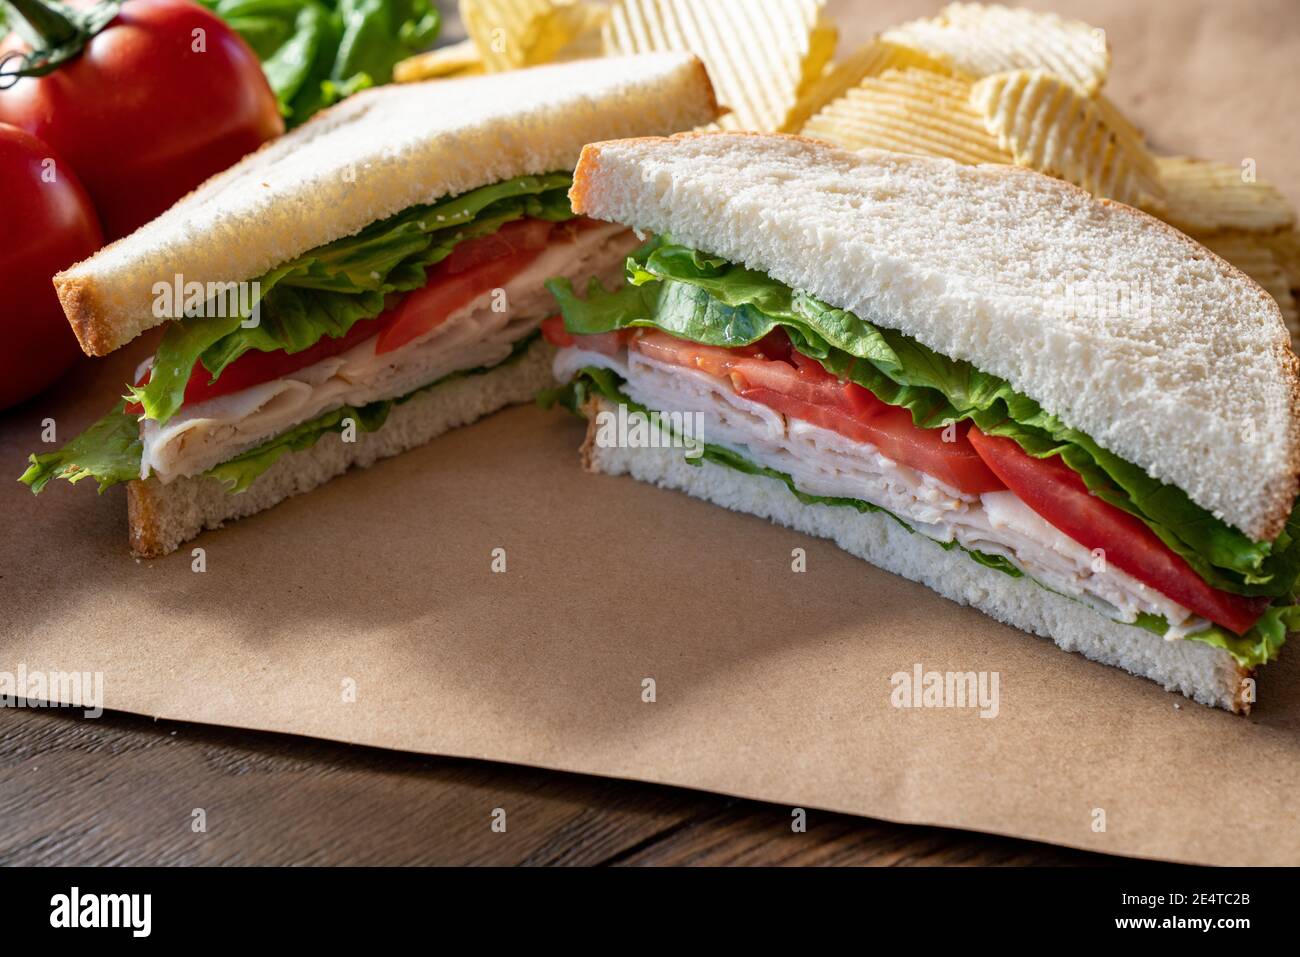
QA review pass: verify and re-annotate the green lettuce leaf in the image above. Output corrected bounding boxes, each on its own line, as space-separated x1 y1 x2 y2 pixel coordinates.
19 401 142 494
550 366 1290 668
132 173 573 425
545 240 1300 599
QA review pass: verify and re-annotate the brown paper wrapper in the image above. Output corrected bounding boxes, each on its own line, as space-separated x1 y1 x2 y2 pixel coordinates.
2 0 1298 865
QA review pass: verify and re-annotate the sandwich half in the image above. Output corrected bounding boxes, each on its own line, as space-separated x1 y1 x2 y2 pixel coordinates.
543 132 1300 712
20 54 718 557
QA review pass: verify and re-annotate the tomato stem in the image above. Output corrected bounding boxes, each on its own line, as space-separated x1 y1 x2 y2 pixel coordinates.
4 0 80 45
0 0 121 83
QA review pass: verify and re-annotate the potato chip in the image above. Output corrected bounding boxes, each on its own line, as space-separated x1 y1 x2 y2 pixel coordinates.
460 0 607 73
1156 156 1296 236
971 69 1164 212
530 0 609 63
393 40 485 83
1202 233 1300 341
797 12 839 100
1267 228 1300 292
883 2 1109 94
782 38 952 133
803 68 1010 165
459 0 550 71
603 0 830 132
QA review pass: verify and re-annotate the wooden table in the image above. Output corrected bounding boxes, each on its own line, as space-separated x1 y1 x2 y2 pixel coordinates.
0 706 1105 865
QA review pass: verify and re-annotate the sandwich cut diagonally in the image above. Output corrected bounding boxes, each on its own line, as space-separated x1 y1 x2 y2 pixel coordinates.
21 54 720 557
542 132 1300 712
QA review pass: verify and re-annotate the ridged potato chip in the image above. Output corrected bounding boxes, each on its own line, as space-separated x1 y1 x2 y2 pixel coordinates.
1156 156 1296 236
1202 233 1299 341
883 2 1109 94
783 38 952 133
971 69 1164 212
603 0 831 132
394 39 485 83
803 68 1009 165
461 0 607 72
460 0 550 71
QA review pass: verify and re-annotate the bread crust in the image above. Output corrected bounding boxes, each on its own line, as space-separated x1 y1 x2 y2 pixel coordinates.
126 478 166 558
570 131 828 215
52 277 112 357
566 131 1300 543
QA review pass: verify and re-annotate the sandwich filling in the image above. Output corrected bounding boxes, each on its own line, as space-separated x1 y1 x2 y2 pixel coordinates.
543 238 1300 667
23 173 637 494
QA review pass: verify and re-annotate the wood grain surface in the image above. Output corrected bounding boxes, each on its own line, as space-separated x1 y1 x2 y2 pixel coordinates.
0 706 1111 865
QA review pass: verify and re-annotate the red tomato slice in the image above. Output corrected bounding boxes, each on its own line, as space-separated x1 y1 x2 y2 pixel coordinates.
439 218 557 275
632 330 787 391
375 245 546 355
734 350 846 407
630 329 1003 495
967 427 1269 634
737 387 879 444
540 315 576 348
740 386 1003 494
540 316 630 355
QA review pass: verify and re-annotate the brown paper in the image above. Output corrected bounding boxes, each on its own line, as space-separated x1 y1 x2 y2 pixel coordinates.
3 0 1299 866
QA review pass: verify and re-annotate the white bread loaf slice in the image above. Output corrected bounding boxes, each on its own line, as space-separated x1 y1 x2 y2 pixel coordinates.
55 53 718 358
580 396 1252 712
568 132 1300 543
126 337 557 558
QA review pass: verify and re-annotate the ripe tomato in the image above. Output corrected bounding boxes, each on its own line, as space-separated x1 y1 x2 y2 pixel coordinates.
731 345 848 407
630 329 1004 495
0 123 103 411
967 427 1269 634
439 218 557 275
0 0 283 239
540 316 576 348
375 246 545 355
740 384 1002 494
540 316 629 355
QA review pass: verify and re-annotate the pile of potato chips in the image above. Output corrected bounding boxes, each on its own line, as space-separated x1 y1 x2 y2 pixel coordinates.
396 1 1300 339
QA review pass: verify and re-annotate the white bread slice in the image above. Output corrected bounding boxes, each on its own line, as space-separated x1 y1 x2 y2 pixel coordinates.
55 53 718 358
580 396 1252 712
127 338 556 558
568 132 1300 543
